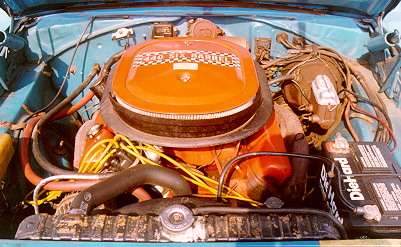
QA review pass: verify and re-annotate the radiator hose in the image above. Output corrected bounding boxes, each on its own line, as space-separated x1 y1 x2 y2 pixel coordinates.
31 64 101 175
69 164 192 215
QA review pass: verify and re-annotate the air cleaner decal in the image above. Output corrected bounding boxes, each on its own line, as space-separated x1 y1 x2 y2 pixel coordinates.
132 50 241 68
173 63 198 70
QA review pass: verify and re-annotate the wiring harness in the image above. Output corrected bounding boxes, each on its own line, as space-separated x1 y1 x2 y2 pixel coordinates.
262 33 395 150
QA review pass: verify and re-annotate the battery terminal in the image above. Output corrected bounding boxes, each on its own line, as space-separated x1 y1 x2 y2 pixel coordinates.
355 205 382 222
333 133 350 153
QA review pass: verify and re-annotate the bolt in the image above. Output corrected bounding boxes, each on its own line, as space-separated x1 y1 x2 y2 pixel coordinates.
87 124 102 138
83 192 92 202
69 66 77 75
180 72 191 83
169 212 184 224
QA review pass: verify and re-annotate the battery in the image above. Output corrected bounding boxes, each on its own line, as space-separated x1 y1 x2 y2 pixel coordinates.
320 141 401 238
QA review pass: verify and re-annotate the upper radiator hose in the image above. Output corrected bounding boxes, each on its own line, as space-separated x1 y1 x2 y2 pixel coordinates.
69 164 191 215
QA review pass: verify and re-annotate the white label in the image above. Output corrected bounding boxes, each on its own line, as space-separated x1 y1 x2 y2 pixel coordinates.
372 182 401 212
173 63 198 70
311 74 340 106
358 144 388 168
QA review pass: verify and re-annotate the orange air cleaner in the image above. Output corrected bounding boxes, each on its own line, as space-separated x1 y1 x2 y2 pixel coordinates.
110 37 265 138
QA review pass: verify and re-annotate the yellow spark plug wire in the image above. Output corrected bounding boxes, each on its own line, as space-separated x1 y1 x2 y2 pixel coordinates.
121 143 261 207
79 139 119 173
38 134 261 207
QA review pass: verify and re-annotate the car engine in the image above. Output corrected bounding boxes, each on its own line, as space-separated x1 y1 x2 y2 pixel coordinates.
3 17 400 242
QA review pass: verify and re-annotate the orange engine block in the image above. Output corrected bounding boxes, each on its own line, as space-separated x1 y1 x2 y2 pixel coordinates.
100 37 292 201
169 111 291 201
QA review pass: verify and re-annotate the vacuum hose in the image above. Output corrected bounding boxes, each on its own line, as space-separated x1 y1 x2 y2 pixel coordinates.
69 164 192 215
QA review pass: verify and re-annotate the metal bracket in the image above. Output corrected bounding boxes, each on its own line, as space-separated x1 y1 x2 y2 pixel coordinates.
380 56 401 94
111 28 134 41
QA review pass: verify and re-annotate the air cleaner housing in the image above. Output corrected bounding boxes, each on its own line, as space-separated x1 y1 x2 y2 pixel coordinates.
102 37 272 147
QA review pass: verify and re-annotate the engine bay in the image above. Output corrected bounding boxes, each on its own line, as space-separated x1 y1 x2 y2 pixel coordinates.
1 11 401 243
